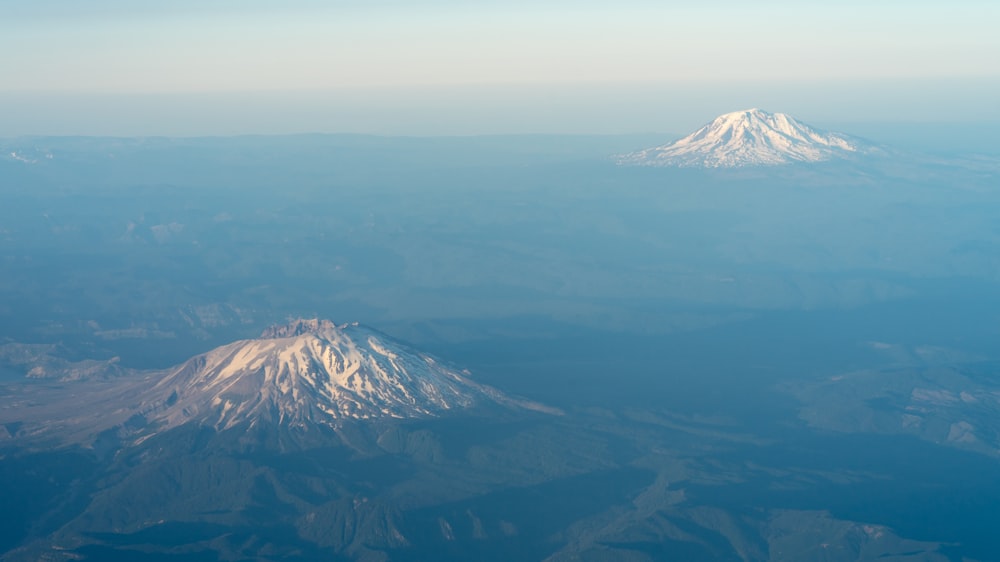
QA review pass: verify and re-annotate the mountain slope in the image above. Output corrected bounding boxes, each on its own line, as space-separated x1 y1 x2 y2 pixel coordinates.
619 108 878 168
144 319 525 431
0 319 552 445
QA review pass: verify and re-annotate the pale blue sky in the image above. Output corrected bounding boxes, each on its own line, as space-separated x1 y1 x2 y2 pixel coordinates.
1 1 997 135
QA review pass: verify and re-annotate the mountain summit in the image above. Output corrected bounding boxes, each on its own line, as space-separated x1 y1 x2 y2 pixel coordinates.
141 319 539 431
619 108 876 168
1 319 553 444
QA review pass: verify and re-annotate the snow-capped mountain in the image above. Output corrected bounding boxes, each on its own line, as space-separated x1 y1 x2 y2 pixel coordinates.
1 145 54 164
142 319 526 431
619 108 878 168
1 319 552 444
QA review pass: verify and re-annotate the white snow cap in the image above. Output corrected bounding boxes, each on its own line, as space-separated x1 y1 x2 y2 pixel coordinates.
137 319 549 432
619 108 876 168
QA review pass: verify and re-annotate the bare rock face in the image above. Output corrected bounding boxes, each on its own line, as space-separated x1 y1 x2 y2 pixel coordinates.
259 318 342 339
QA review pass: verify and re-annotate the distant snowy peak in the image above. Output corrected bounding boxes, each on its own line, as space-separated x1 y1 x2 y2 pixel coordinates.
139 319 547 432
619 108 878 168
1 145 54 164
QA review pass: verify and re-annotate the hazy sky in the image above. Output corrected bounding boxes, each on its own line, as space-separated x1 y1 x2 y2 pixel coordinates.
2 0 998 135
